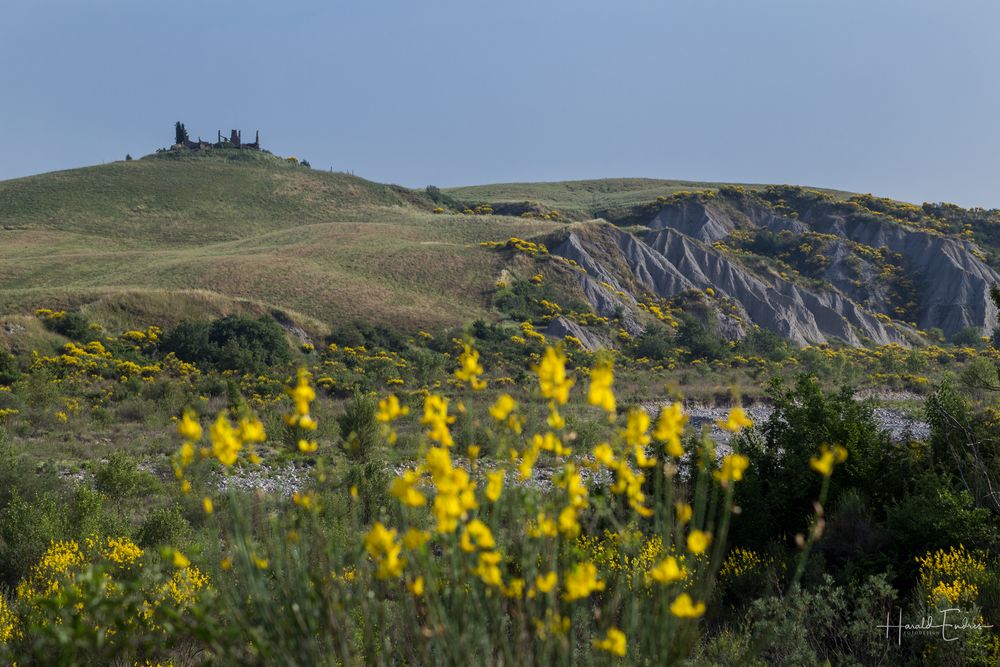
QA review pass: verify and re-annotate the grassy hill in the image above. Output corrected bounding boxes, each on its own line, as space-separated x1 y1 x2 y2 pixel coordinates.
4 151 999 346
445 178 856 221
0 150 558 335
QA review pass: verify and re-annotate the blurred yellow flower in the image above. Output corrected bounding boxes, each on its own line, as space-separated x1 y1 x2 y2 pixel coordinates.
172 550 190 569
592 627 626 656
534 346 574 405
588 361 616 415
460 519 496 552
687 530 712 554
177 410 202 441
558 506 580 538
364 522 404 579
422 394 455 447
718 406 753 432
653 402 687 457
563 562 605 601
592 442 615 467
714 454 750 486
485 470 504 502
535 571 557 593
489 394 516 421
809 444 848 476
670 592 706 618
376 394 410 423
454 342 487 390
646 556 687 584
210 413 241 466
403 528 431 550
390 470 427 507
622 407 651 449
238 417 266 443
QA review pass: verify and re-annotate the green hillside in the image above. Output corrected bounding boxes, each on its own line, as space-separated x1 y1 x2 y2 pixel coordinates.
4 151 1000 346
445 178 856 221
0 151 558 334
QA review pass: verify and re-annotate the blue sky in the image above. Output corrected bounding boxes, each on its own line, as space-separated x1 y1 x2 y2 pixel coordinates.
2 0 998 207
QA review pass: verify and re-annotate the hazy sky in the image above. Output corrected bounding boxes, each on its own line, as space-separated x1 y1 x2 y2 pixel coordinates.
2 0 998 207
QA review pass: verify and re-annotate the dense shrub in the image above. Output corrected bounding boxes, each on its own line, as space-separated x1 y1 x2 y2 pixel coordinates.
737 327 788 361
137 504 192 548
93 450 156 499
676 312 729 361
471 319 509 344
425 185 463 211
747 575 898 666
732 376 909 551
42 311 92 341
951 326 985 347
926 383 1000 518
336 392 382 459
160 315 292 374
327 321 408 352
0 485 127 587
632 326 674 360
209 315 292 371
0 351 19 384
494 280 586 323
158 320 212 364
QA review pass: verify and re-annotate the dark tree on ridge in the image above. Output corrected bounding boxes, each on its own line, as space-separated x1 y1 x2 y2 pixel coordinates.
174 121 189 145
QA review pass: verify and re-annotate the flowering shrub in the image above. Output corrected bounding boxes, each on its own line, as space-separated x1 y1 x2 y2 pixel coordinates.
2 536 208 662
917 545 987 607
2 306 998 663
138 341 854 664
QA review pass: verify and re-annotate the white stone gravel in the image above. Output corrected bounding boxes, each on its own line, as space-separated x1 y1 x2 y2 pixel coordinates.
189 401 931 495
216 464 309 496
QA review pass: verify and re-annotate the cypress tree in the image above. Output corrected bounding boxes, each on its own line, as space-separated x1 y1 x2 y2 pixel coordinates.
174 121 189 145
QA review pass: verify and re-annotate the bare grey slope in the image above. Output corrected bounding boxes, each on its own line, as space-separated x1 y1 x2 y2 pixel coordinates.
548 198 999 347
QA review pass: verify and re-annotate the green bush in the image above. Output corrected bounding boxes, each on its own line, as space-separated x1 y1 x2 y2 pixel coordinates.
0 483 128 587
327 321 408 352
0 490 63 585
737 327 788 361
161 315 292 374
747 575 898 666
209 315 292 372
137 503 192 548
494 280 585 323
93 450 156 499
425 185 463 210
337 392 382 461
42 311 92 341
732 376 910 552
676 312 729 361
632 326 674 361
0 350 19 384
158 320 212 363
951 326 985 347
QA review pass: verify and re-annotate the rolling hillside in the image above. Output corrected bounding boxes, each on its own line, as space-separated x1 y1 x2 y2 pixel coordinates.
0 150 557 335
2 150 999 347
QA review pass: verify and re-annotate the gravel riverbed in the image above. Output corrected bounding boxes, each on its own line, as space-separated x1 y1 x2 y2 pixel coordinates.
211 401 931 495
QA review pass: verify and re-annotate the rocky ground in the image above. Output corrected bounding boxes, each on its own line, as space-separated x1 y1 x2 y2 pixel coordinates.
216 463 310 495
224 399 931 496
644 403 929 450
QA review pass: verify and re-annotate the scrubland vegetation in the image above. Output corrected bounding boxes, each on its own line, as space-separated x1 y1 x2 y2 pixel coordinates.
0 303 998 666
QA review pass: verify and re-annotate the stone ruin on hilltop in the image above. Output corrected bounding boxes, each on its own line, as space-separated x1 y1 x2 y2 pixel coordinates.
171 122 261 151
